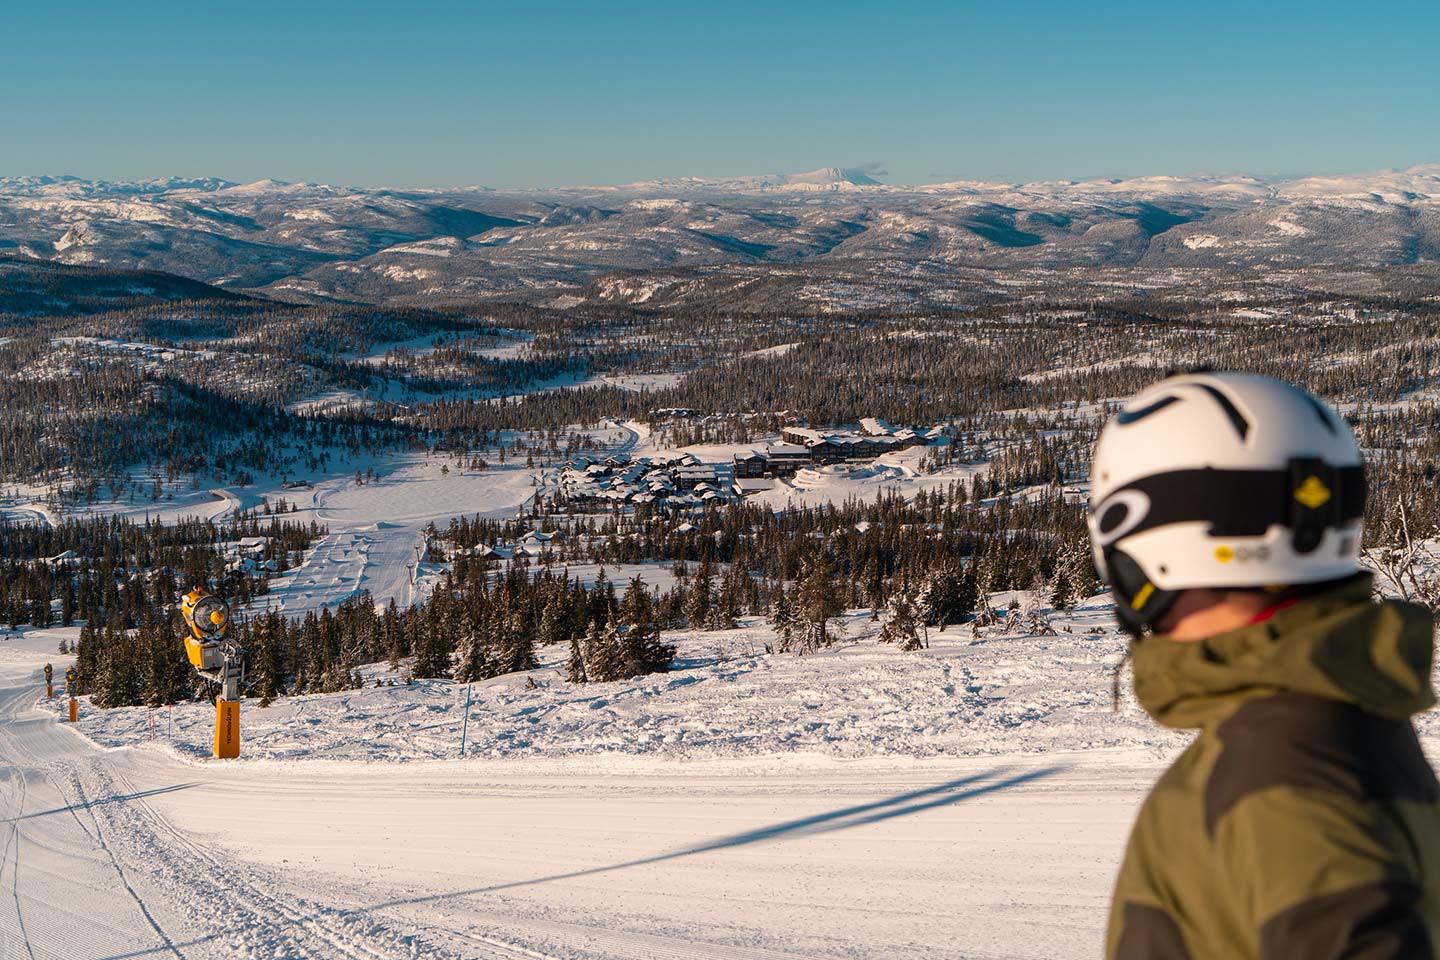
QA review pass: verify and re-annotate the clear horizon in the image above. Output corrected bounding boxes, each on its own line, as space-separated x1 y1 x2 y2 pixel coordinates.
5 161 1440 194
4 0 1437 190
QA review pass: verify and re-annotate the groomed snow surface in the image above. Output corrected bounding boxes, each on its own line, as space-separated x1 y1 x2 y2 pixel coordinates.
1 599 1187 960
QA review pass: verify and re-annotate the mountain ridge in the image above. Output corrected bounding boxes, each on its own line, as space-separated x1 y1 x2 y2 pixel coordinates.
2 164 1437 304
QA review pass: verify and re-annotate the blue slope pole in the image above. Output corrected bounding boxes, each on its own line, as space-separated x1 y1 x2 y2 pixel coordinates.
460 682 472 756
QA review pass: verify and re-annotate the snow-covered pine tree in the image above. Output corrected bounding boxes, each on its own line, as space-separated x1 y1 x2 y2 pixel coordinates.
879 586 925 651
249 616 287 705
791 555 843 655
411 618 454 679
494 599 538 674
685 565 713 630
616 578 675 678
452 608 486 683
768 585 794 653
566 636 587 683
578 618 607 682
537 597 564 647
1050 564 1073 610
1060 536 1100 607
585 618 627 682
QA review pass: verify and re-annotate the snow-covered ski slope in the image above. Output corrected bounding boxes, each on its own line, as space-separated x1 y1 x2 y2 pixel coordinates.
263 455 541 618
1 627 1152 960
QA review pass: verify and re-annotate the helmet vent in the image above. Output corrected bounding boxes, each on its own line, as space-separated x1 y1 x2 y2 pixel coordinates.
1115 395 1179 425
1302 394 1339 435
1193 383 1250 440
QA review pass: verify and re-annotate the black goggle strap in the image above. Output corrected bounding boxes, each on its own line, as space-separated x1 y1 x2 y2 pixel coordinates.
1093 461 1364 557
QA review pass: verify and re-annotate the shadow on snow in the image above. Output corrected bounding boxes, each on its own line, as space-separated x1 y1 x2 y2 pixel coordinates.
353 764 1065 913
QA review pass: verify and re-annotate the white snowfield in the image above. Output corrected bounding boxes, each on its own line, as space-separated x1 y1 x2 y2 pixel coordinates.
1 606 1177 959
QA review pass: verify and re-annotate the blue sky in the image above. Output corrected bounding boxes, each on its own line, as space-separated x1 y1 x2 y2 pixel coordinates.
2 0 1437 188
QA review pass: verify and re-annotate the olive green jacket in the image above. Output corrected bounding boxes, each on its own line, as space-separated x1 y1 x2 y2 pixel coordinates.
1108 577 1440 959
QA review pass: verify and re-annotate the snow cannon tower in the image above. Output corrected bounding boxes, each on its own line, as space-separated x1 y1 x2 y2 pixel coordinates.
181 587 243 759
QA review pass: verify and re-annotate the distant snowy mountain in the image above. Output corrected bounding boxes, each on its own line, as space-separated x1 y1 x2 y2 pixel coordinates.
620 166 884 193
0 164 1436 302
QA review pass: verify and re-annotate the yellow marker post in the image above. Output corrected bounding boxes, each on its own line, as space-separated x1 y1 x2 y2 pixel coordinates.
68 699 77 723
214 699 240 758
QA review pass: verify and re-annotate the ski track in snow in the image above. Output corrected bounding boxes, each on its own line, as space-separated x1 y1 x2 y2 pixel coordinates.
1 616 1167 959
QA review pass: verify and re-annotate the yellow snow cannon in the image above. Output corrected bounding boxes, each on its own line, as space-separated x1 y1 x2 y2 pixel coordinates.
182 588 230 671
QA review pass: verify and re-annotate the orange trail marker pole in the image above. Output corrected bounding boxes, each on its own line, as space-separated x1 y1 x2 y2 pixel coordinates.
68 699 77 723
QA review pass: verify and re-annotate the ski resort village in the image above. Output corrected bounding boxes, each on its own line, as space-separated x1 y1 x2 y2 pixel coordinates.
4 144 1440 957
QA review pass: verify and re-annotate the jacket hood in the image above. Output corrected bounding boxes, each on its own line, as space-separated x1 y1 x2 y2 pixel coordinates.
1131 575 1436 729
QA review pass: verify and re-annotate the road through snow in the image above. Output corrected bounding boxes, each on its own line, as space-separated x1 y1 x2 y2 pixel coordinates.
0 650 1149 959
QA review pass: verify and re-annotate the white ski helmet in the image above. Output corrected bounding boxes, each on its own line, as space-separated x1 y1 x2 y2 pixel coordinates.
1088 371 1365 634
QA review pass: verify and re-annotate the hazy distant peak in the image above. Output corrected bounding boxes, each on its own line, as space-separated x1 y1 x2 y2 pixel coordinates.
216 179 348 198
780 167 883 186
616 166 884 194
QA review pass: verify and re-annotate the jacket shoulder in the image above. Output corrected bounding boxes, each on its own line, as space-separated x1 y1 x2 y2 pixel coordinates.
1206 691 1439 837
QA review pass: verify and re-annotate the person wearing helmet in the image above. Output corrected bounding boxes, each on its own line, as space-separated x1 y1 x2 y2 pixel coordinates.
1090 371 1440 959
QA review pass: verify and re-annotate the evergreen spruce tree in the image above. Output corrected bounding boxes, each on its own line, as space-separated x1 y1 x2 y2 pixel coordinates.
566 636 588 684
412 621 454 679
792 556 843 654
685 567 713 630
453 609 486 683
493 596 538 674
537 598 564 646
582 617 624 682
616 578 675 677
768 585 795 652
1059 536 1101 607
879 586 926 651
